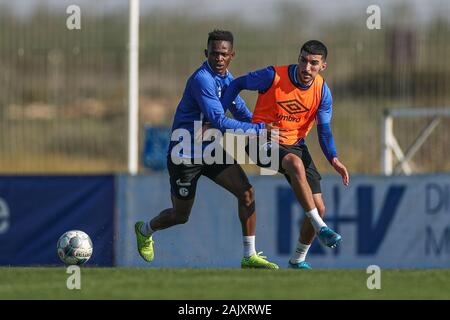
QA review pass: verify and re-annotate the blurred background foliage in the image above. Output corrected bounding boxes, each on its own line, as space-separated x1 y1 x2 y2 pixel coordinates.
0 0 449 174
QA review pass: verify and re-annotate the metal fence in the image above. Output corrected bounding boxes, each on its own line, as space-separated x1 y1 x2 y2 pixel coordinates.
0 0 449 174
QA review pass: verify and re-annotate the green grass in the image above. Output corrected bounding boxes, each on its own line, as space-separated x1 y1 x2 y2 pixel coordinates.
1 268 450 299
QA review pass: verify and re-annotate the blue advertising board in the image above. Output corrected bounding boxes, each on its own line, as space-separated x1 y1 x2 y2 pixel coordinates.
116 173 450 268
0 176 115 266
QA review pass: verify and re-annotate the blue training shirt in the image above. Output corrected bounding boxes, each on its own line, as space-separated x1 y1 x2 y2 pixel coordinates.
168 61 265 158
221 64 338 162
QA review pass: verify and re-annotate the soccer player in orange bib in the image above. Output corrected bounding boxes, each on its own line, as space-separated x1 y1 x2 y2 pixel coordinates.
222 40 350 269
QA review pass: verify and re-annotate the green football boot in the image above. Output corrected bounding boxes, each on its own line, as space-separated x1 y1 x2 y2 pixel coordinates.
134 221 154 262
241 252 279 269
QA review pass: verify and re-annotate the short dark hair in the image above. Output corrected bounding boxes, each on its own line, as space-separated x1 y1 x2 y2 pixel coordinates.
207 30 234 46
301 40 328 60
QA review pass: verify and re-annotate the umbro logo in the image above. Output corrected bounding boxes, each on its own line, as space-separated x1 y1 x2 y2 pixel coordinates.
276 99 309 114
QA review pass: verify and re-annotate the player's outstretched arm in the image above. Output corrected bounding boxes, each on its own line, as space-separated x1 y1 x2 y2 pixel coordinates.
228 95 253 123
192 75 264 133
221 67 275 110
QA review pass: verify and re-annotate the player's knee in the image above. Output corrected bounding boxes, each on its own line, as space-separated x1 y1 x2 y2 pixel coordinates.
238 187 255 208
176 215 189 224
282 155 306 181
173 211 190 224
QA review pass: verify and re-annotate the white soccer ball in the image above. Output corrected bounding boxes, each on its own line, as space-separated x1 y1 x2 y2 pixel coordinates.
57 230 93 265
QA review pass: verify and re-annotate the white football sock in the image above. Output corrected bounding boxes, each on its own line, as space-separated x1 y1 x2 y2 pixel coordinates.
305 208 326 233
290 242 311 264
243 236 256 257
140 221 155 237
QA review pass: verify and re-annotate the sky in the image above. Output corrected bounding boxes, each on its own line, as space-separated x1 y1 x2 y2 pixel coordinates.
0 0 448 25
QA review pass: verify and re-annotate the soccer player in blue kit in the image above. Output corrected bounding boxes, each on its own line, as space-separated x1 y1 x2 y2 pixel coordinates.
134 30 278 269
221 40 350 269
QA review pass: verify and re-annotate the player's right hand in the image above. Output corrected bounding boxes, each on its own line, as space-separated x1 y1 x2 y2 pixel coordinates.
266 122 288 144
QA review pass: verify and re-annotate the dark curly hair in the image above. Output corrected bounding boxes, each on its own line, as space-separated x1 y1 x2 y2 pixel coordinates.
207 30 234 46
301 40 328 60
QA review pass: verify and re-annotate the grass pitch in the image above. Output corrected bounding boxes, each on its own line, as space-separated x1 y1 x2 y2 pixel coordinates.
1 268 450 299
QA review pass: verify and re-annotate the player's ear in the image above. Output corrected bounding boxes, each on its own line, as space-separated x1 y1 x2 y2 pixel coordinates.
230 50 235 59
321 62 327 71
204 49 208 58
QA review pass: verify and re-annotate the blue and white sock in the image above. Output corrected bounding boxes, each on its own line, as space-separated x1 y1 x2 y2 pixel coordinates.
290 242 311 264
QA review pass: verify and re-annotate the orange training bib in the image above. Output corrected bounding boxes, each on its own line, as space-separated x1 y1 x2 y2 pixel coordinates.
252 65 324 145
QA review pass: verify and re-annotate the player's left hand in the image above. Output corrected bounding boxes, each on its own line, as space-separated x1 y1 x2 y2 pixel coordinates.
331 157 349 186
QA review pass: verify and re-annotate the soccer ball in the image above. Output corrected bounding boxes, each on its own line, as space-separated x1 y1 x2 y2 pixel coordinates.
57 230 93 265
